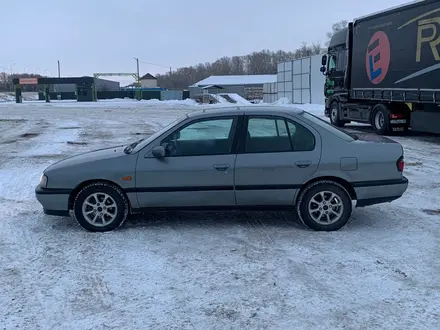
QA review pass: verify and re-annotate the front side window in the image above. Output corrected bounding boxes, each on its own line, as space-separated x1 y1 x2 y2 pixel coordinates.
328 55 336 71
245 117 315 153
162 117 237 156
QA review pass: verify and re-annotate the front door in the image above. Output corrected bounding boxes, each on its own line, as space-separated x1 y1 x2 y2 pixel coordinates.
234 115 321 206
135 116 240 208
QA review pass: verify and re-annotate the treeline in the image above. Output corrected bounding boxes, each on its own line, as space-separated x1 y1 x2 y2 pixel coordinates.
156 43 323 89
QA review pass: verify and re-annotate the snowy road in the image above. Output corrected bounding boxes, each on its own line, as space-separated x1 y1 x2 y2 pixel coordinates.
0 100 439 329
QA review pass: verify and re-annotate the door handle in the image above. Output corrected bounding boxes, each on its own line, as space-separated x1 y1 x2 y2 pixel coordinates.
295 161 312 168
213 164 230 171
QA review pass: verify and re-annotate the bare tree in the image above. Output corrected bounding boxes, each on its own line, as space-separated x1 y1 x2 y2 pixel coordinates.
311 42 325 55
246 49 275 74
230 56 245 75
325 20 349 46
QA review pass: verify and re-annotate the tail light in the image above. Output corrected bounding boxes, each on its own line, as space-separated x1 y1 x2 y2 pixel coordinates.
390 113 406 119
397 156 404 172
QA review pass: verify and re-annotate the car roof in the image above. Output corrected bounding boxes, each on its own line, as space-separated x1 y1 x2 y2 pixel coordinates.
187 105 304 118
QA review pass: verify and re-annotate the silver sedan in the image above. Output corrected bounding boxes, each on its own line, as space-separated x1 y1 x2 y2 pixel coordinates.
35 106 408 232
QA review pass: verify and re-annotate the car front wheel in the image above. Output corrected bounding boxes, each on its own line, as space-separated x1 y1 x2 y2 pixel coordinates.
72 182 129 232
296 180 352 231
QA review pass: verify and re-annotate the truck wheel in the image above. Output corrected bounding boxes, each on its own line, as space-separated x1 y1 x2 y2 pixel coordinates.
371 104 391 135
329 101 346 127
296 180 352 231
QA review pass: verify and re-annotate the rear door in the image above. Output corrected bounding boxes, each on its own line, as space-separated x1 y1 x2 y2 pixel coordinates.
234 114 321 206
135 115 241 208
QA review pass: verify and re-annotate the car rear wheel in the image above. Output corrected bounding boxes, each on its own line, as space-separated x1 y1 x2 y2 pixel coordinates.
72 182 129 232
296 180 352 231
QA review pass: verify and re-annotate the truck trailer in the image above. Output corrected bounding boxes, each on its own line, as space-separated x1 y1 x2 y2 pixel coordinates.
321 0 440 135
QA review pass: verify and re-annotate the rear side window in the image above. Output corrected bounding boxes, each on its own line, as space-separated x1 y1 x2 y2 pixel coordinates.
286 120 315 151
245 117 315 153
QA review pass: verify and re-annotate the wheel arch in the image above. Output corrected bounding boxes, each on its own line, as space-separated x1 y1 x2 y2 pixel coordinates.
295 176 357 205
328 93 348 105
68 179 132 212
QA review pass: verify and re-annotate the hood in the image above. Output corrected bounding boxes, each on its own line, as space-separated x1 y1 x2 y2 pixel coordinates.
45 145 127 171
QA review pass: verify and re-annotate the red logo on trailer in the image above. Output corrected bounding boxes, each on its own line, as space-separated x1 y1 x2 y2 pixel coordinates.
366 31 391 84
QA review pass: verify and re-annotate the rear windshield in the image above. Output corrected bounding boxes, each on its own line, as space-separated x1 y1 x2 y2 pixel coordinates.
300 111 355 142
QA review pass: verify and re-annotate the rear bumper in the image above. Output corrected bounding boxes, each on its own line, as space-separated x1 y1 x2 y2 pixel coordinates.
35 185 71 217
354 177 408 207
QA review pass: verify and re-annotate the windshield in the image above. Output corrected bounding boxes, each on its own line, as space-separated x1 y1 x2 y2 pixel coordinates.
299 111 356 142
127 115 187 154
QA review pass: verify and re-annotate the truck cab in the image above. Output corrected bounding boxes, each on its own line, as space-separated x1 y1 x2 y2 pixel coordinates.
320 27 352 127
321 28 350 101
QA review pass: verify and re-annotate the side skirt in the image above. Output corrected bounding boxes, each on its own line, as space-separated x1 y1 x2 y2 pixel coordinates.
131 205 294 214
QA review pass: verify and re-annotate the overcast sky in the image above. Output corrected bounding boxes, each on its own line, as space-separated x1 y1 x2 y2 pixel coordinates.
2 0 411 78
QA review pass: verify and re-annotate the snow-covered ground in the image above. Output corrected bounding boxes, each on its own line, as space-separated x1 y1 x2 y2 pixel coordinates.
0 92 38 103
0 99 439 329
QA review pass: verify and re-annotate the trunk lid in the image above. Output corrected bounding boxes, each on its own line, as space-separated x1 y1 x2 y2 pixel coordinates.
350 132 399 144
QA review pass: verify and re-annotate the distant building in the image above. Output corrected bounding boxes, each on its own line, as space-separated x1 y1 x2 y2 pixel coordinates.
53 77 120 93
139 73 158 88
189 74 277 100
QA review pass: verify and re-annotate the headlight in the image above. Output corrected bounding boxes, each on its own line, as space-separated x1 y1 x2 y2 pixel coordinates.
40 174 48 187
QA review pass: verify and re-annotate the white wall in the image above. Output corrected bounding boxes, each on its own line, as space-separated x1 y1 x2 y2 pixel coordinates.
277 54 325 105
263 82 277 103
310 55 325 105
140 79 158 88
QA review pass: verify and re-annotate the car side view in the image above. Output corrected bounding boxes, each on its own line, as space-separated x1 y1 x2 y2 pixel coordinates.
35 106 408 232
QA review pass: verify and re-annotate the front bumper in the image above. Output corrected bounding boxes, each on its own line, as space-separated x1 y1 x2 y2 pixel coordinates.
35 185 71 217
354 176 408 207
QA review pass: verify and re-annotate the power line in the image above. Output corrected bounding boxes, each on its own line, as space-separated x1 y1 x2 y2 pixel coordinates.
138 60 169 68
138 59 172 74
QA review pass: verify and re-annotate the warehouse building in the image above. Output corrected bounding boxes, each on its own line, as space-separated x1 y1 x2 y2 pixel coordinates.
263 54 326 105
189 74 277 101
53 77 120 93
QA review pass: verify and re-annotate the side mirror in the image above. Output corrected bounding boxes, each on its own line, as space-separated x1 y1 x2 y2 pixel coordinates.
152 145 166 158
320 66 326 73
321 54 327 66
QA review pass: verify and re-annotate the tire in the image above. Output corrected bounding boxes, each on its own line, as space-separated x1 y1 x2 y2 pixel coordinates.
296 180 352 231
72 182 129 232
371 104 391 135
329 101 346 127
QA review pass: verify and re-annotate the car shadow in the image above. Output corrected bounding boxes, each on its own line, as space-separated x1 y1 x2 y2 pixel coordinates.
126 211 306 230
42 208 398 234
343 125 440 143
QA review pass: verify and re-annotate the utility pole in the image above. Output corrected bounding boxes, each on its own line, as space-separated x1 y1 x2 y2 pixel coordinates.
57 60 60 78
134 57 141 100
169 66 172 75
